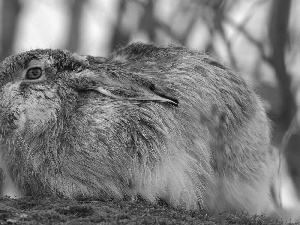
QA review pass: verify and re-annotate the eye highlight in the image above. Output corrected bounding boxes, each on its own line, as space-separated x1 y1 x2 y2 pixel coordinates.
25 67 43 80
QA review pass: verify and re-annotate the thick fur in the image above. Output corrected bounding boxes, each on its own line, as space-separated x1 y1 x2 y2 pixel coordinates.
0 43 289 219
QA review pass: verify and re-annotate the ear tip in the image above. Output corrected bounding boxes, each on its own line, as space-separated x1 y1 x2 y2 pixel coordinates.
172 99 179 107
153 91 179 107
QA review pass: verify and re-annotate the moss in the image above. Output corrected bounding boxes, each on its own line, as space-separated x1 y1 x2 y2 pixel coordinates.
0 196 290 225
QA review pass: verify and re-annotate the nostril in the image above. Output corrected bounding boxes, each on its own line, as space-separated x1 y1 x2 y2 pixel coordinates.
19 82 30 93
7 112 19 126
0 110 20 130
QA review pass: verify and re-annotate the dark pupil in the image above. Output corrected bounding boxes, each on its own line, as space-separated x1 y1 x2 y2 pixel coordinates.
26 67 42 79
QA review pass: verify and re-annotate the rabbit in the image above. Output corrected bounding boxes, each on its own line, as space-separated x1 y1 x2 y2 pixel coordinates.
0 42 297 221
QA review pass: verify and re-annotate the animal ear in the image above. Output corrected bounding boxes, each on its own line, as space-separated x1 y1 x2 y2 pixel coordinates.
67 70 179 107
94 86 179 107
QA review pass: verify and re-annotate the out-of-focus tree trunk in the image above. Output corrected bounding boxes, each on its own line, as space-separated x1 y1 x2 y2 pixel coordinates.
66 0 87 52
269 0 300 199
0 0 21 60
109 0 130 52
268 0 295 130
139 0 156 42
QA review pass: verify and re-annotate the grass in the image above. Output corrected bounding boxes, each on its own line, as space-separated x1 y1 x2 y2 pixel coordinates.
0 196 293 225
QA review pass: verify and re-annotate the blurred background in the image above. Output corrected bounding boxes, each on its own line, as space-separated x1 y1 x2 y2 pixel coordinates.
1 0 300 198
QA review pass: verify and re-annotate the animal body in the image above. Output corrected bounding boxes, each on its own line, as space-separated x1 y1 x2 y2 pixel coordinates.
0 43 297 221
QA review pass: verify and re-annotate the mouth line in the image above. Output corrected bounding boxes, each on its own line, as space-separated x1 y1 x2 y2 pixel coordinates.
0 130 28 151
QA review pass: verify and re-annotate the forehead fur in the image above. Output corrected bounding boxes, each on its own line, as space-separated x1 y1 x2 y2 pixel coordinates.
0 49 87 85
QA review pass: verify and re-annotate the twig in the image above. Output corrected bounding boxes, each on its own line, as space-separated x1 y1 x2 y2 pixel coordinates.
223 16 272 65
129 0 182 45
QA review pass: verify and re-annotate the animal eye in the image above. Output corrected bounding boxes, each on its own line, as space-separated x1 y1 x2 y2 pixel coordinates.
25 67 43 80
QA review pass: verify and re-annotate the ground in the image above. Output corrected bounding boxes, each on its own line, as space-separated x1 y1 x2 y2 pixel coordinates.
0 196 291 225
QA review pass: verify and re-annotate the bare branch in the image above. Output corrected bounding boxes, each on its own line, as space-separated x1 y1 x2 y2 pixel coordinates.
130 0 182 45
223 16 272 65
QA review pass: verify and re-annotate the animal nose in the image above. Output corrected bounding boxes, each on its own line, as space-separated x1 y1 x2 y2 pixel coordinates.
0 109 20 134
6 111 19 127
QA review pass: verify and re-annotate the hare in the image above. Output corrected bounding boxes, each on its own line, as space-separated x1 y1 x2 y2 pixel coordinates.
0 43 297 221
